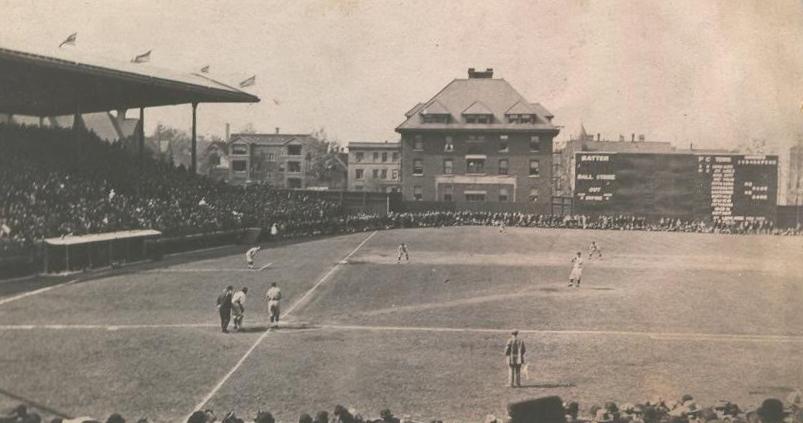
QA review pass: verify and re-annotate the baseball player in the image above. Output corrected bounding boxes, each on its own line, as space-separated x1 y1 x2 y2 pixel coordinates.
245 246 261 269
266 282 282 328
588 241 602 259
569 252 584 287
397 243 409 263
231 287 248 331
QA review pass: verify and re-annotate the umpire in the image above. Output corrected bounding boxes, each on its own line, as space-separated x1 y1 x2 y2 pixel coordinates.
505 330 526 387
216 285 234 333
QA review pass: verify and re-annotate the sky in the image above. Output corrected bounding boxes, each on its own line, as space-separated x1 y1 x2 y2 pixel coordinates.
1 0 803 151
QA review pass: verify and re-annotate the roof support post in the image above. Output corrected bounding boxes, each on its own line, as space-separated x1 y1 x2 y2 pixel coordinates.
139 107 145 166
191 102 198 174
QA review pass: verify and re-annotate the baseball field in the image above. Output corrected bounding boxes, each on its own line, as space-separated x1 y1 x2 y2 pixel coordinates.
0 227 801 422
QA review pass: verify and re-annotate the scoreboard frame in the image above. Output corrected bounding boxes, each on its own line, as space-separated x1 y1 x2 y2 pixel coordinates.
573 152 778 221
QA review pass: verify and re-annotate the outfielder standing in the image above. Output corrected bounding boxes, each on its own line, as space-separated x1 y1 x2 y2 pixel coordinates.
266 282 282 328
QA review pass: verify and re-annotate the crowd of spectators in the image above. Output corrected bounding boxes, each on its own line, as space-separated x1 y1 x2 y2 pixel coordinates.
2 124 800 261
2 392 801 423
0 124 342 257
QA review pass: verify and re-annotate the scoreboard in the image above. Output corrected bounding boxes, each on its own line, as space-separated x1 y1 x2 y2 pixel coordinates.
574 152 778 221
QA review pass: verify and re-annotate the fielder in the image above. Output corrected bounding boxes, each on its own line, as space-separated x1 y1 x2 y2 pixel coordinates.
397 243 409 263
569 251 584 287
245 246 261 269
588 241 602 259
266 282 282 328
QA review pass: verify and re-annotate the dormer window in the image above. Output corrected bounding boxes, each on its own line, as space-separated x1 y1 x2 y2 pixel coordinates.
462 101 494 124
464 114 492 124
506 114 537 124
420 100 451 124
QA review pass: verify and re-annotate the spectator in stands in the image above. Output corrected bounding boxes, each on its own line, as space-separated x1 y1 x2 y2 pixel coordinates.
756 399 786 423
298 414 313 423
333 406 355 423
313 411 329 423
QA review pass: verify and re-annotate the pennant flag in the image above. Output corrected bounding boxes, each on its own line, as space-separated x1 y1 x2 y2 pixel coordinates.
59 32 77 48
272 98 280 105
239 75 256 88
200 65 210 73
131 50 151 63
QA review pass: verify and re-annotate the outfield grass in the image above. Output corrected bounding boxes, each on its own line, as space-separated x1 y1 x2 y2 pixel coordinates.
0 227 800 422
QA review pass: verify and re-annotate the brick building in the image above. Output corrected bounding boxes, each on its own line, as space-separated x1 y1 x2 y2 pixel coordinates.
395 68 559 210
227 130 325 188
347 141 401 192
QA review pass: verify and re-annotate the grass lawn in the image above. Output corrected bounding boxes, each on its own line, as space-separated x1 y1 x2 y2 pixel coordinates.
0 227 800 422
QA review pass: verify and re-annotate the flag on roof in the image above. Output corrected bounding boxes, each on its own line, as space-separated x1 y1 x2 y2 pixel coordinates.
59 33 77 48
131 50 151 63
239 75 256 88
200 65 210 73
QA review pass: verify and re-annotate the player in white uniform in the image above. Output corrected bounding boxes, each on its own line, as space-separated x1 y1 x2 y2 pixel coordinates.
397 243 409 263
588 241 602 259
569 252 584 287
245 246 261 269
265 282 282 328
231 287 248 331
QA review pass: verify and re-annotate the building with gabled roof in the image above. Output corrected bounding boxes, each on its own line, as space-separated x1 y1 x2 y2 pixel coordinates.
395 68 559 208
227 129 326 188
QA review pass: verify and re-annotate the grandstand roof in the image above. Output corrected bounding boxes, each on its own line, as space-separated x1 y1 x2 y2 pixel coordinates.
0 45 259 116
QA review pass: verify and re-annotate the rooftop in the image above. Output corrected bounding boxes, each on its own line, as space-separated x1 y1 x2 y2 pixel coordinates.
0 44 259 116
396 71 558 133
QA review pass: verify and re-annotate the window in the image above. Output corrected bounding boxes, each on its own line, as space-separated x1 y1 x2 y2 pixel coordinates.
287 145 302 156
287 161 301 172
381 152 388 162
287 178 302 188
465 192 486 202
373 152 379 161
392 152 399 162
422 114 449 124
507 114 536 124
529 136 541 152
443 159 453 174
529 159 540 176
413 159 424 175
444 136 454 152
381 169 388 179
499 188 509 202
413 186 423 201
443 185 453 202
391 169 399 180
231 144 248 155
499 135 509 152
267 153 275 161
498 159 509 175
232 160 247 172
528 188 539 203
413 136 424 151
355 152 364 162
466 158 485 174
355 169 364 179
465 115 491 124
372 169 379 178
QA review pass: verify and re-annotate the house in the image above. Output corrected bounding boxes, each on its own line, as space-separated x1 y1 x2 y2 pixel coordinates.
227 129 326 188
395 68 559 209
347 141 401 192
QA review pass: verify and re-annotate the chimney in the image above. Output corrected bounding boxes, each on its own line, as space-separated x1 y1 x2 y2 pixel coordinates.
225 123 230 142
619 135 625 142
275 127 280 134
596 133 600 142
638 134 645 142
631 133 635 142
467 67 494 79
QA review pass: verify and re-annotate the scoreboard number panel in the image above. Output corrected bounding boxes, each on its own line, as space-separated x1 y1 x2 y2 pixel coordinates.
575 152 777 221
